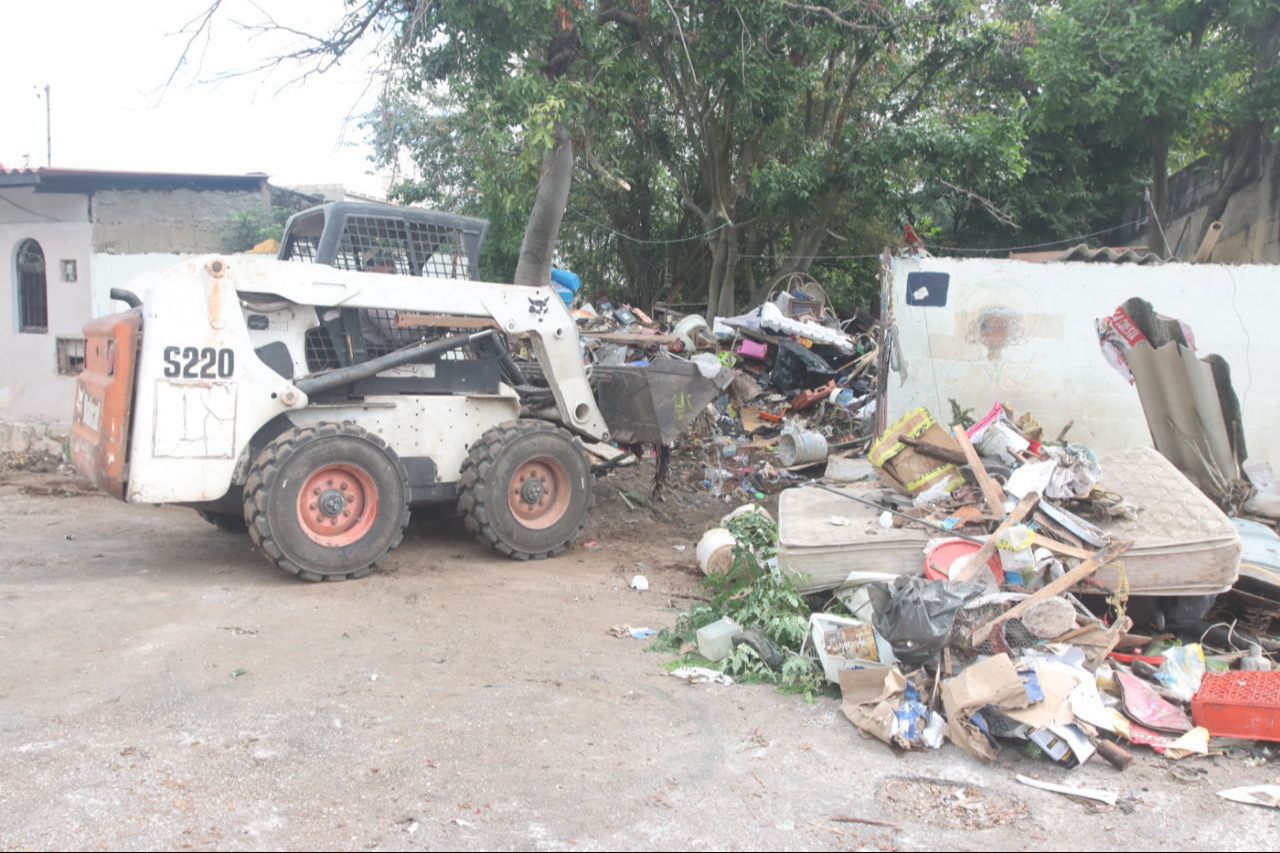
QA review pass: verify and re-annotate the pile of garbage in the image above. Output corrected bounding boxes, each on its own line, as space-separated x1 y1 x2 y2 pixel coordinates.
572 275 878 497
668 401 1279 790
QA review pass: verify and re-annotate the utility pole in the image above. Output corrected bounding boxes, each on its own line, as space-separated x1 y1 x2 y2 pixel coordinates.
44 84 51 167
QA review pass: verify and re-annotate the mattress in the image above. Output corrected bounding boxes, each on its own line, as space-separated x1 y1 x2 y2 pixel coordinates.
777 485 926 593
778 446 1241 596
1089 446 1240 595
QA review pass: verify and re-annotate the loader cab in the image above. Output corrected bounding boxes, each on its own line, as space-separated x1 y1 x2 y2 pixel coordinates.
279 202 488 280
277 202 500 376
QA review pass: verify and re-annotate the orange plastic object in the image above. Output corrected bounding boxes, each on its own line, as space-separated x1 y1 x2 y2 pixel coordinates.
790 380 836 412
923 539 1005 584
70 311 140 499
1191 671 1280 742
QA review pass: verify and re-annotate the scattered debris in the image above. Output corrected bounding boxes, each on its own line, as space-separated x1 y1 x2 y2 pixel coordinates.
1015 774 1118 806
1215 784 1280 809
670 667 734 686
609 625 657 640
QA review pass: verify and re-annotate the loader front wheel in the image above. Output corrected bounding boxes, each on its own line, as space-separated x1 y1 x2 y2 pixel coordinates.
243 423 410 582
458 420 593 560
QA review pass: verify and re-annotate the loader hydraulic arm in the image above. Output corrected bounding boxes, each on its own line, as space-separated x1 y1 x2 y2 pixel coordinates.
230 261 610 442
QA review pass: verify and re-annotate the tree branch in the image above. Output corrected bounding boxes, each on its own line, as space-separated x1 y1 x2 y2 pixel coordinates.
938 179 1020 230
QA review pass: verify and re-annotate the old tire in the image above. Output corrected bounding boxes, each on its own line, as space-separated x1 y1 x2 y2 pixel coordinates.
457 420 593 560
196 510 248 533
243 423 410 582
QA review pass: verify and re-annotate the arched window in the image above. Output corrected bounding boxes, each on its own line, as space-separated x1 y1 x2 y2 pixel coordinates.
16 239 48 334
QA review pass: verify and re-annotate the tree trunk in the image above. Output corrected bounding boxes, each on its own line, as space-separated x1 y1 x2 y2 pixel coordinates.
716 225 739 317
706 229 729 318
1194 132 1262 250
779 189 842 274
1193 14 1280 250
514 124 574 287
1148 125 1169 256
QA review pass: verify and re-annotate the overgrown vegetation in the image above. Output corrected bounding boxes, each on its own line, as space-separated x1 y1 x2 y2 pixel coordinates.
226 207 293 253
650 509 830 699
179 0 1280 309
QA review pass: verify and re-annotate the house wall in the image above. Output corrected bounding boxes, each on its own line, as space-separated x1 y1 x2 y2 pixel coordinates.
0 182 273 430
885 257 1280 469
0 189 93 425
91 186 269 254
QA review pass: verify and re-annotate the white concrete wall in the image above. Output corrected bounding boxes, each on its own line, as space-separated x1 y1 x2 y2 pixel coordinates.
89 253 195 318
885 257 1280 469
0 189 92 425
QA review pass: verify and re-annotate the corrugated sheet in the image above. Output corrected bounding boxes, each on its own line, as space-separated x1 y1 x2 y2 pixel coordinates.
1054 244 1171 264
1007 244 1172 264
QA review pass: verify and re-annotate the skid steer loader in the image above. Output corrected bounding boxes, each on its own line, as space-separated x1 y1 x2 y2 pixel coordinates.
70 202 720 581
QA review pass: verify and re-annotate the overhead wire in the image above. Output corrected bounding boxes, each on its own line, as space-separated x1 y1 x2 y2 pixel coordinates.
566 210 1152 260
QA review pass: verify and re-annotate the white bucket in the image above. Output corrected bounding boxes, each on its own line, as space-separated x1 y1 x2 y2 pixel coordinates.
697 527 737 575
777 431 828 466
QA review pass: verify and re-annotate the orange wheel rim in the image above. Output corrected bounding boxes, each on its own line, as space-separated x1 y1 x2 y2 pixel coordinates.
508 457 571 530
296 463 379 547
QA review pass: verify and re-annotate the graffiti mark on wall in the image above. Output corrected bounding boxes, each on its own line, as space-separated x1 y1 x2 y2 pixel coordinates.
966 305 1026 360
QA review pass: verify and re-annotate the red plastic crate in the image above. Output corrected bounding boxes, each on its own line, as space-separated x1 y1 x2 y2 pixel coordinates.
1191 671 1280 742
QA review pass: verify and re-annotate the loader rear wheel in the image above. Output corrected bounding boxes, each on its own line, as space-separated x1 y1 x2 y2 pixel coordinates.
196 510 248 533
458 420 593 560
243 423 410 582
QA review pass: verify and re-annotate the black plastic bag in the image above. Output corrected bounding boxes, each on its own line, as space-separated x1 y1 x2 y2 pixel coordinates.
867 575 987 666
769 339 834 392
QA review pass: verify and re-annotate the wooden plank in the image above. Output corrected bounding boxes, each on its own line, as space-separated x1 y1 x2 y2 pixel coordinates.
951 491 1040 582
1032 509 1084 548
582 441 636 465
900 435 967 466
970 540 1132 644
580 332 678 345
952 425 1006 515
1033 536 1094 560
395 313 501 330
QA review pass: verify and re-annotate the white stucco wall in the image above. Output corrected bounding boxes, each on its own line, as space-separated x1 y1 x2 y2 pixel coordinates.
885 257 1280 469
89 253 196 319
0 189 92 425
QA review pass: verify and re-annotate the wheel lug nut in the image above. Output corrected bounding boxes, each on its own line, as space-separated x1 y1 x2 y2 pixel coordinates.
327 479 334 486
339 483 348 491
343 510 351 518
313 488 321 495
309 502 317 510
316 515 325 523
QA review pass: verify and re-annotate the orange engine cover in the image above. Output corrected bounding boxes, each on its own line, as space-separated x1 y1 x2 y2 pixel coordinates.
71 311 141 499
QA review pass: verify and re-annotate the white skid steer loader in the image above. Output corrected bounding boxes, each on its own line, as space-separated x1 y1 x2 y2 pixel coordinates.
70 202 721 581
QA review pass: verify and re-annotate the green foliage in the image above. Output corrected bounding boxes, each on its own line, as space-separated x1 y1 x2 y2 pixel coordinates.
949 399 975 431
226 207 292 253
353 0 1276 303
651 510 828 699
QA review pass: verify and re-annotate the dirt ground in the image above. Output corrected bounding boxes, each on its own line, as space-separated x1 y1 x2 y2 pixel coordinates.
1 464 1277 852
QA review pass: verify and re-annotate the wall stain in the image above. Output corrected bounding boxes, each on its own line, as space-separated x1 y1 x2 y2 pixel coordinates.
966 305 1026 360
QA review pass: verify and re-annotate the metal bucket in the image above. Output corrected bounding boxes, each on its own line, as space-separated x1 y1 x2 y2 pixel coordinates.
777 431 828 466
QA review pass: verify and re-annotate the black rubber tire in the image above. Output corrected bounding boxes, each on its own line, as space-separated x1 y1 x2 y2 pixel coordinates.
243 422 410 582
457 420 593 560
196 510 248 533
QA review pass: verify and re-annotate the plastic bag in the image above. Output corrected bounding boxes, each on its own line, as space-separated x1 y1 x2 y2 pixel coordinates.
1157 644 1206 702
867 575 987 666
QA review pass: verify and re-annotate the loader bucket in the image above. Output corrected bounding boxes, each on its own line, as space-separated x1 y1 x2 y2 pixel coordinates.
592 360 722 445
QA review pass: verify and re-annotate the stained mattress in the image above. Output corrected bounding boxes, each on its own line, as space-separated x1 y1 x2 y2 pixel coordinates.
779 445 1240 596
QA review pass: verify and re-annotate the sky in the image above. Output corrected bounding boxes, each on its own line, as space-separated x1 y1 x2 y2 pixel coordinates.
0 0 391 196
